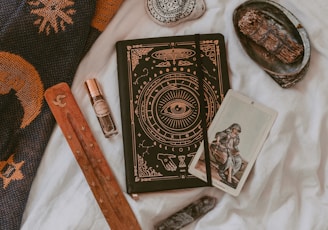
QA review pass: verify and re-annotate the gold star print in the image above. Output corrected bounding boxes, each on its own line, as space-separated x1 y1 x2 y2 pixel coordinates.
0 155 25 189
28 0 76 35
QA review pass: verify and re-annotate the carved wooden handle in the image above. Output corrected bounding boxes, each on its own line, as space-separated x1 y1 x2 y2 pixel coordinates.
44 82 140 230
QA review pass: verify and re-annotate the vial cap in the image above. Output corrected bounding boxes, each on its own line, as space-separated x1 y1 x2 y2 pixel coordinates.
85 78 102 98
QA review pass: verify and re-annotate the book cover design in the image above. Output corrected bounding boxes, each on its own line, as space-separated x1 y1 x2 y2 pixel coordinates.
116 34 230 194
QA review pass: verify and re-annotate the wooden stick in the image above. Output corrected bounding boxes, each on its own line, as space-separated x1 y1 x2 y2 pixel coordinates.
44 82 141 230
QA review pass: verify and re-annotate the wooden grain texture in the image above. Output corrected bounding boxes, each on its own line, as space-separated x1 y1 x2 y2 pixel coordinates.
44 82 141 230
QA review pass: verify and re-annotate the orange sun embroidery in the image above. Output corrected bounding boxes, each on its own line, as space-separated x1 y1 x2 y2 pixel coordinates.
28 0 76 35
0 155 25 189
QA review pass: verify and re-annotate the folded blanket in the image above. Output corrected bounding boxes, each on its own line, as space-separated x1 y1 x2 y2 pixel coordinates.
0 0 123 229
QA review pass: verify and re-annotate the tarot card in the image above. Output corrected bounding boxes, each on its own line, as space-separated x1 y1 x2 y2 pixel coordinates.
189 90 277 196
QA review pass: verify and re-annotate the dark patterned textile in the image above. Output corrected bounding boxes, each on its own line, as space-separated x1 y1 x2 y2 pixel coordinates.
0 1 97 229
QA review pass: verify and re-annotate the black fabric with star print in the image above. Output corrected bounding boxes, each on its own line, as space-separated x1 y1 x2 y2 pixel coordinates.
0 1 97 229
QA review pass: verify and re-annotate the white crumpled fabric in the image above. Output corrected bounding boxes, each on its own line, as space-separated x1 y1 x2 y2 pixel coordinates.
22 0 328 229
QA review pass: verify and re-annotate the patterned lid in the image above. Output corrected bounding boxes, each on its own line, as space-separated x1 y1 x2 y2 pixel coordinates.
145 0 206 27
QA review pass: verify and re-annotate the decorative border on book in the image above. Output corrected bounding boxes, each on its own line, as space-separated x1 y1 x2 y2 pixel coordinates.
125 37 225 183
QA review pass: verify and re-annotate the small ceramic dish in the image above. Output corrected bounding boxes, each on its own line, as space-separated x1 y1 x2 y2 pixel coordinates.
145 0 206 27
233 0 310 88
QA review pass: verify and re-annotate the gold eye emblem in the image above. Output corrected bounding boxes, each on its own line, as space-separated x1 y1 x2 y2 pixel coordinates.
161 99 194 119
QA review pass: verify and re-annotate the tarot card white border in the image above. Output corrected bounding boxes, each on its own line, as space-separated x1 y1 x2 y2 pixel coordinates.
189 89 277 196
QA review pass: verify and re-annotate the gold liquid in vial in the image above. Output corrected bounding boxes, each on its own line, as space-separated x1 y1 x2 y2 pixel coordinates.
85 78 118 138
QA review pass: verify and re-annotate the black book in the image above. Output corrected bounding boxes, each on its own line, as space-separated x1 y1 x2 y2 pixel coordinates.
116 33 230 195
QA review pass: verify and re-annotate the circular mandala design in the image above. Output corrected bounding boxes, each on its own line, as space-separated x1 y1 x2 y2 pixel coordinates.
146 0 196 24
137 72 218 148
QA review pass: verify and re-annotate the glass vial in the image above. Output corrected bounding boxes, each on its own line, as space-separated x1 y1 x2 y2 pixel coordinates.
85 78 118 138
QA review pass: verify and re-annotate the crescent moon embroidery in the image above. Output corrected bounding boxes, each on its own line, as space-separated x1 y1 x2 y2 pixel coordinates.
0 52 44 129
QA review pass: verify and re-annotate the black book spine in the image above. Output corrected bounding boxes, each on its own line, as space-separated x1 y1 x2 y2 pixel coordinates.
116 41 135 194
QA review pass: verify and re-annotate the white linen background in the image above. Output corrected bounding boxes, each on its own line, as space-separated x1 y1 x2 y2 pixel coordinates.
21 0 328 229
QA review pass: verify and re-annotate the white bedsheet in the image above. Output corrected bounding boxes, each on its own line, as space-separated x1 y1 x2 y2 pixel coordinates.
21 0 328 229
